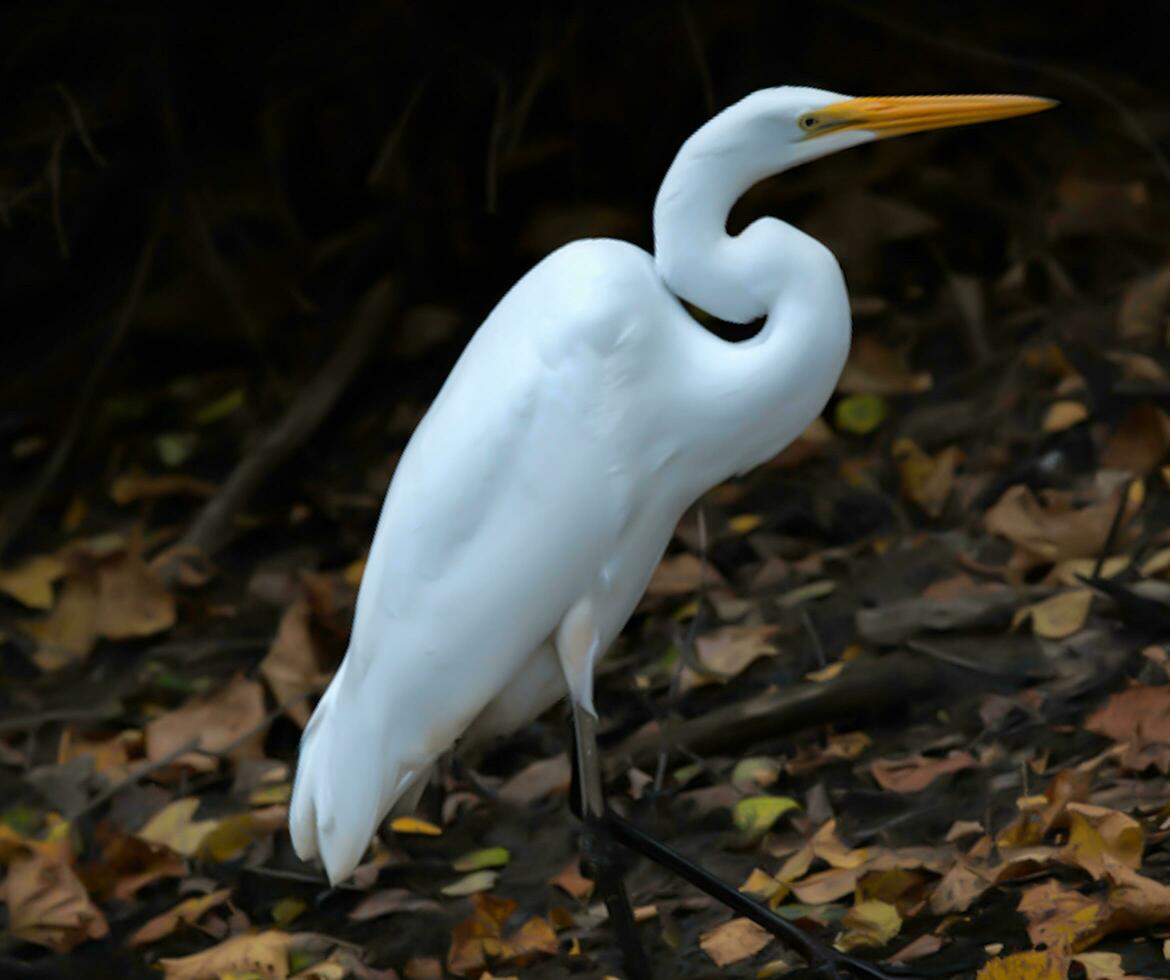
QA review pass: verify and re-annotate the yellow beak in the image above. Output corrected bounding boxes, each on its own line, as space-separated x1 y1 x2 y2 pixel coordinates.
803 94 1057 139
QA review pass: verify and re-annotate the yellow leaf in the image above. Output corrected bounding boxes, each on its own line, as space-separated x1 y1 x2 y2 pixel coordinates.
732 796 801 844
1071 952 1123 980
835 899 901 952
1043 401 1089 432
805 661 845 682
0 555 65 609
834 394 889 435
731 757 781 793
1061 804 1144 879
1015 589 1092 640
391 816 442 836
453 847 511 872
728 514 764 534
976 951 1065 980
739 868 784 902
137 799 217 857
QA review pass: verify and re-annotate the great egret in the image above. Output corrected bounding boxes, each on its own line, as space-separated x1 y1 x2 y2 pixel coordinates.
290 86 1052 976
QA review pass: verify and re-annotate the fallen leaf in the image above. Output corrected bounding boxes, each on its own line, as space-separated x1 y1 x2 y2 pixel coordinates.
838 336 931 396
886 933 944 964
453 847 510 872
1103 404 1170 475
498 753 570 807
1086 684 1170 746
975 950 1066 980
1119 266 1170 346
1061 803 1144 879
0 554 65 609
81 830 186 900
789 866 864 904
390 815 442 836
835 393 889 435
1014 589 1093 639
731 757 782 793
682 624 782 689
835 899 901 952
1043 401 1089 432
446 894 556 976
549 857 594 900
158 930 291 980
699 916 772 967
870 752 976 793
145 672 267 772
1018 878 1107 951
349 887 442 921
1072 951 1125 980
127 888 232 947
110 470 216 505
646 553 724 597
441 870 498 896
732 795 801 844
261 599 332 727
3 853 109 952
137 798 218 856
893 440 961 518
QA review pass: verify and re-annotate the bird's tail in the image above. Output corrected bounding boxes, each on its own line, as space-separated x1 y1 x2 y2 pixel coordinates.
289 665 430 884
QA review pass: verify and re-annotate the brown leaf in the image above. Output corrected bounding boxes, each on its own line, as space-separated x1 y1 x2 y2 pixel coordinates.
0 554 65 609
1103 861 1170 930
28 569 99 670
497 753 570 808
984 484 1136 569
681 624 782 690
838 336 932 396
929 860 991 915
81 831 186 901
1060 803 1144 879
886 933 944 964
870 752 976 794
894 441 961 518
158 930 291 980
127 888 232 947
446 894 556 976
788 866 864 904
1043 401 1090 433
699 917 773 967
1102 404 1170 475
1018 878 1107 952
548 857 594 901
1085 684 1170 747
1119 265 1170 346
1014 589 1093 640
145 672 267 772
261 599 331 727
93 540 176 640
645 553 724 597
110 469 217 505
3 853 109 952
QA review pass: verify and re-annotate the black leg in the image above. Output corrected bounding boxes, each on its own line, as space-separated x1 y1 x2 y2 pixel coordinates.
567 709 653 980
604 810 908 980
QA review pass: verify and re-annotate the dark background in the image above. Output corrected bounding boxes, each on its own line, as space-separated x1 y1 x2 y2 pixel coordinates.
1 1 1167 552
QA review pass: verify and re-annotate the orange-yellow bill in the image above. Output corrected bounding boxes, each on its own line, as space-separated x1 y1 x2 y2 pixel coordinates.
801 94 1056 140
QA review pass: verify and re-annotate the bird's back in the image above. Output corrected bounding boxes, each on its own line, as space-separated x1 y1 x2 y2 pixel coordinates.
290 239 690 882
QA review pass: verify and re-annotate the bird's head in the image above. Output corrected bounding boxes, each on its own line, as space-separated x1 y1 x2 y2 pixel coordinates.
721 85 1056 170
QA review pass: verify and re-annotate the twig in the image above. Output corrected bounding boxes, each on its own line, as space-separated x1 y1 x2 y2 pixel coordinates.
0 228 159 560
56 83 107 167
170 277 399 568
70 736 200 819
0 704 121 736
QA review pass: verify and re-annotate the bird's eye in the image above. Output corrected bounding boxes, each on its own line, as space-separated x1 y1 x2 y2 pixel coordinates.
800 115 819 130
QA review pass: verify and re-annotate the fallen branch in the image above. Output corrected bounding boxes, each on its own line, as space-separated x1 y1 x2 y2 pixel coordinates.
170 277 399 570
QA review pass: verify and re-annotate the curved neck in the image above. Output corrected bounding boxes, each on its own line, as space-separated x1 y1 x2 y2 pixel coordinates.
650 104 855 485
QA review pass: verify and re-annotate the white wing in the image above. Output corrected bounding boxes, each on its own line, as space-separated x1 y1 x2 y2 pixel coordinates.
290 239 686 882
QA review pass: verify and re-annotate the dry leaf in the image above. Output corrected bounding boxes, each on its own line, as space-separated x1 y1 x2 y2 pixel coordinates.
389 815 442 836
81 831 186 901
110 469 216 505
549 857 594 900
1119 266 1170 346
1014 589 1092 640
1085 684 1170 746
871 752 976 793
1102 404 1170 474
3 853 109 952
158 930 291 980
976 950 1066 980
446 894 556 976
887 933 944 963
646 553 724 597
835 899 901 952
838 336 932 396
145 672 267 772
1043 401 1089 432
1061 803 1144 879
349 887 442 921
894 440 961 518
682 624 782 690
1018 878 1107 951
128 888 232 947
261 598 332 728
0 554 65 609
136 798 218 856
1072 951 1124 980
699 917 772 967
441 870 498 896
498 753 570 807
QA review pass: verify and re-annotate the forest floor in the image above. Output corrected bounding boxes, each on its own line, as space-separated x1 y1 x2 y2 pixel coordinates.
3 7 1170 979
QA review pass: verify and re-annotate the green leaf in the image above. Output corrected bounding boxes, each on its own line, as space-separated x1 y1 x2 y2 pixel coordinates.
195 387 245 425
440 870 498 896
271 896 305 926
156 432 198 467
452 846 511 872
732 795 801 844
834 394 889 435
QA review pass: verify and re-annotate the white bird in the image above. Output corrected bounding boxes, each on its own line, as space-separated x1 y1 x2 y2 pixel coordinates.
290 86 1052 892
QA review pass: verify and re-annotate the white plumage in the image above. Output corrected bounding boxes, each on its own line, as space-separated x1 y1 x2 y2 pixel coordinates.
290 86 1053 884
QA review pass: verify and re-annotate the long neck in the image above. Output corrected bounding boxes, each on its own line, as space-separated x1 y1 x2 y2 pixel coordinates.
651 114 853 486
